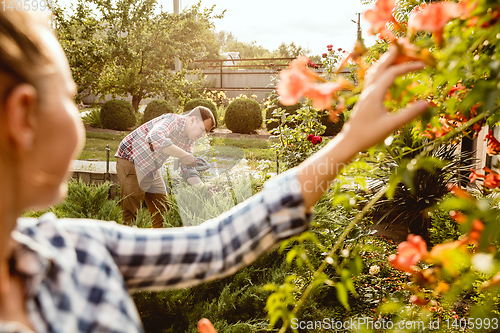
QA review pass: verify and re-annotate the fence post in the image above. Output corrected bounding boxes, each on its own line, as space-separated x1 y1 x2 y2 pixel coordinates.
220 60 223 89
106 144 110 181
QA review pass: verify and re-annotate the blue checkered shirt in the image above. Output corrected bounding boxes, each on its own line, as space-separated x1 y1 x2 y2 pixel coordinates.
115 113 194 179
2 170 312 333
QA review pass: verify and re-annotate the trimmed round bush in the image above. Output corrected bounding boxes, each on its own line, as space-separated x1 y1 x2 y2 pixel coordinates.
184 98 218 128
265 101 302 131
100 99 136 131
224 98 263 134
320 111 345 136
142 100 175 124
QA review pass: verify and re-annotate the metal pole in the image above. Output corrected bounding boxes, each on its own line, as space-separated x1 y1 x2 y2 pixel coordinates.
106 144 110 181
173 0 182 72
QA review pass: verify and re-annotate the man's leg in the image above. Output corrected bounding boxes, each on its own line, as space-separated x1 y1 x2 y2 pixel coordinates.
116 158 145 226
144 176 169 229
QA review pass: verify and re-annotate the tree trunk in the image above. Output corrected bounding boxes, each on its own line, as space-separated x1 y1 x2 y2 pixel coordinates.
132 95 141 113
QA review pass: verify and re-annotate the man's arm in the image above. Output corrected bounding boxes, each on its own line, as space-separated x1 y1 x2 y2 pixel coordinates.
161 144 196 167
296 48 429 211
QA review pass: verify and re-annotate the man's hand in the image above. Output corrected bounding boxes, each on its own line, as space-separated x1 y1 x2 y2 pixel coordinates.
180 154 196 167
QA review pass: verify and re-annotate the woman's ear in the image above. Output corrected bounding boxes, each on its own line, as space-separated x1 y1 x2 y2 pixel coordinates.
4 84 38 151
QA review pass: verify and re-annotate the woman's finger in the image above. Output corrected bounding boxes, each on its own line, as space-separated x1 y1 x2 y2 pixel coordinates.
368 61 425 103
198 319 217 333
364 47 399 87
385 100 430 131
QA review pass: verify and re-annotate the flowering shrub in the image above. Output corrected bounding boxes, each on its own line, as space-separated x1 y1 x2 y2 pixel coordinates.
269 104 327 171
265 0 500 331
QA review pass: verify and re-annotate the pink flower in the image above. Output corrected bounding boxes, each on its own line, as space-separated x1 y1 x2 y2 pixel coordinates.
277 56 319 105
322 53 328 58
327 44 333 51
484 131 500 156
483 167 500 189
277 69 313 105
304 79 354 110
408 2 464 32
364 0 398 34
408 2 465 46
469 168 485 183
278 56 353 109
388 234 428 273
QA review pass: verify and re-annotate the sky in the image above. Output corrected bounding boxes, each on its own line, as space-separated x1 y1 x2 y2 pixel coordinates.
59 0 377 56
156 0 377 56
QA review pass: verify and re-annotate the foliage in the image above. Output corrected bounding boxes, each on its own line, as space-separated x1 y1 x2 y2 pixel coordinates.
216 31 311 61
184 98 218 127
55 179 122 221
53 0 222 111
81 107 102 128
100 99 136 130
23 179 122 222
51 1 106 103
133 250 286 333
428 199 462 246
366 126 476 239
142 100 175 124
320 110 345 136
266 0 500 331
269 104 327 172
265 99 302 131
224 98 263 134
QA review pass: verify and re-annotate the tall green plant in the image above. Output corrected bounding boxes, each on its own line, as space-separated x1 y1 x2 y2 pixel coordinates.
366 126 477 238
53 179 122 221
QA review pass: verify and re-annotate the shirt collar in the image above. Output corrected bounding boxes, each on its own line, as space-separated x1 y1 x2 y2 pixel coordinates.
11 213 75 297
178 115 194 143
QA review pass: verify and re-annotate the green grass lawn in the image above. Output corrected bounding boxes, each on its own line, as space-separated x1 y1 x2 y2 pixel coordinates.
78 131 128 161
79 130 277 171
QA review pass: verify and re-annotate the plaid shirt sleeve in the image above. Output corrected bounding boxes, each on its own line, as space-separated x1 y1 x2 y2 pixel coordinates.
180 141 197 178
88 168 310 292
145 116 178 153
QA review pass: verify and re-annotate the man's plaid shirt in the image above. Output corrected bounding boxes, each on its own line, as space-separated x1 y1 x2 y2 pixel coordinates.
2 170 312 333
115 113 194 179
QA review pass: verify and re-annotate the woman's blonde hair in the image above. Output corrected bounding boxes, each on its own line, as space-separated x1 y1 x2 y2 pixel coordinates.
0 11 54 102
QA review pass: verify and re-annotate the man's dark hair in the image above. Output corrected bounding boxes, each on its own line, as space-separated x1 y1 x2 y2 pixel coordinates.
187 106 215 129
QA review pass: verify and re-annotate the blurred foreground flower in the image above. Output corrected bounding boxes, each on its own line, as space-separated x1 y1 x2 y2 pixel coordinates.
408 2 466 46
364 0 401 35
277 56 353 110
388 234 428 273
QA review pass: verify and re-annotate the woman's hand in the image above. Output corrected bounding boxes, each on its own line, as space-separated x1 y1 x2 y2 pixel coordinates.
198 318 217 333
297 47 428 211
342 47 429 152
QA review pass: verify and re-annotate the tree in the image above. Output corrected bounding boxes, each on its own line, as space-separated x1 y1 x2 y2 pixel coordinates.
52 1 107 103
53 0 223 111
273 42 310 58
